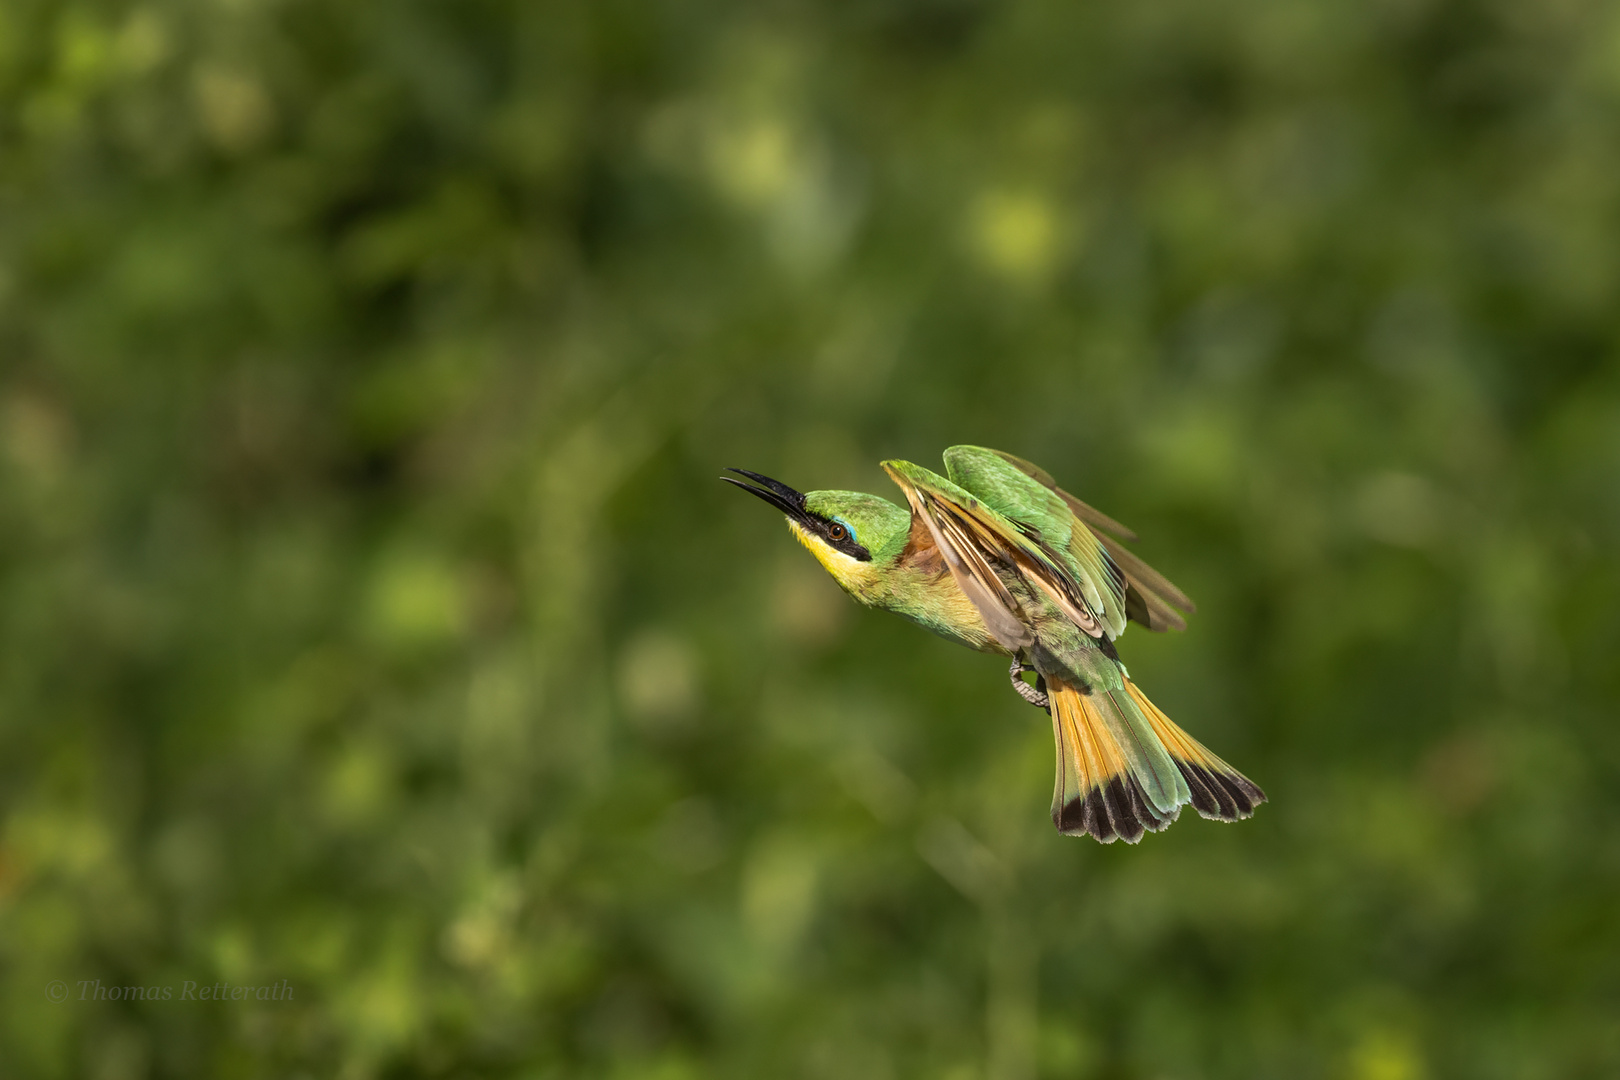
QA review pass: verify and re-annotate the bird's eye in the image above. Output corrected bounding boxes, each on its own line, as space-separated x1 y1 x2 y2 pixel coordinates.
827 523 847 542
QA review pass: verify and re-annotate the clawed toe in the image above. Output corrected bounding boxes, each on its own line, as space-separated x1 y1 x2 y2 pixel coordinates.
1007 658 1050 711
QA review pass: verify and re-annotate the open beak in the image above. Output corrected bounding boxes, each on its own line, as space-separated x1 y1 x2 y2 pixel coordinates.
721 468 812 524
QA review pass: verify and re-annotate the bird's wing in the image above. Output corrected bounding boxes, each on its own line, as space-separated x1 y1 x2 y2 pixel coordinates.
984 448 1196 633
882 459 1110 646
942 446 1129 639
978 449 1139 541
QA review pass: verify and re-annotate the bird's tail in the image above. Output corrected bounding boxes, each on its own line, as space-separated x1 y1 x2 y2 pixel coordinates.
1048 676 1265 843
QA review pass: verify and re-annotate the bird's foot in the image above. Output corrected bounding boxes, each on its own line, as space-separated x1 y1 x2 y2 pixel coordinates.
1008 659 1050 712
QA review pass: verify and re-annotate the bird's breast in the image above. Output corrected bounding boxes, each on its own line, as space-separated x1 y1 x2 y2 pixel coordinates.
885 569 1003 654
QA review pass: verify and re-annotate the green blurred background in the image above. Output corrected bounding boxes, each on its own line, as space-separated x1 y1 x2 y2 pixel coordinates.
3 0 1620 1076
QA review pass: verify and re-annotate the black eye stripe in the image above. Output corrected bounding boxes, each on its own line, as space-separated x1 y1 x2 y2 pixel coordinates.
810 516 871 561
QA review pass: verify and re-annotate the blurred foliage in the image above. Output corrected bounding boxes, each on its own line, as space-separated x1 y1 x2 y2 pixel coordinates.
3 0 1620 1076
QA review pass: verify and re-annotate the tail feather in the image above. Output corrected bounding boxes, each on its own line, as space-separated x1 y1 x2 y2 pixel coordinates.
1124 679 1266 821
1049 677 1266 843
1049 679 1178 843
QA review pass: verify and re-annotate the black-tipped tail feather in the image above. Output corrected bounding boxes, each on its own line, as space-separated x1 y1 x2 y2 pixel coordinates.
1125 678 1266 824
1049 679 1183 844
1053 773 1177 844
1049 677 1265 843
1176 760 1266 821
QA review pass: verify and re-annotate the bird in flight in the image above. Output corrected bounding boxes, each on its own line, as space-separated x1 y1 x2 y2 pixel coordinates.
724 445 1264 844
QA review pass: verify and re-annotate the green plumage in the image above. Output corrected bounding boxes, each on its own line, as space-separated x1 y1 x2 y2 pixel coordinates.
724 447 1264 843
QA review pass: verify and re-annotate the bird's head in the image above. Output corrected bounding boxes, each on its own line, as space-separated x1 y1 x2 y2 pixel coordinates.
723 468 912 599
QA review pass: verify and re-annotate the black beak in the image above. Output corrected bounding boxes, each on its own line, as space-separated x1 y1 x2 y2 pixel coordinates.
721 468 811 522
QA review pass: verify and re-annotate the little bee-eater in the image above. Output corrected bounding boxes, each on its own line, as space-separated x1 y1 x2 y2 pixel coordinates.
724 445 1265 844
